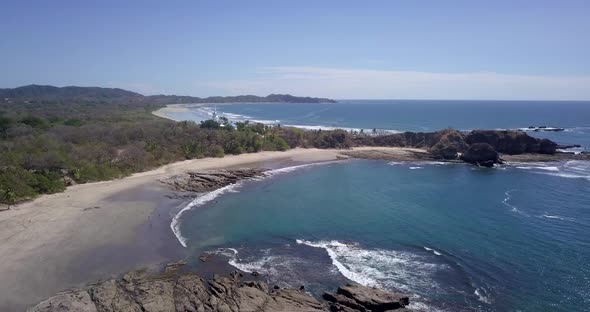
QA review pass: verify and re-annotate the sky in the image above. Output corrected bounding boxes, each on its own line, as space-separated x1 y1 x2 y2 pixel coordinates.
1 0 589 100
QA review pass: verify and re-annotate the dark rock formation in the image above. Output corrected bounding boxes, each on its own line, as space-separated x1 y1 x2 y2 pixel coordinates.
427 129 469 159
160 169 266 193
465 130 557 155
461 143 500 167
368 129 559 158
28 269 412 312
323 284 410 312
371 129 465 150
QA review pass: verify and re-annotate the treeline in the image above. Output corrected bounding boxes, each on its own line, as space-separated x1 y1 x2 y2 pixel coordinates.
0 105 352 205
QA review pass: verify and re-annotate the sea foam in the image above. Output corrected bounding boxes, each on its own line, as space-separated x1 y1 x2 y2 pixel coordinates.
295 239 445 292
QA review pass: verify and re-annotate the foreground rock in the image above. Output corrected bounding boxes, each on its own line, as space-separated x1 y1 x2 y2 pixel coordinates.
28 269 412 312
323 284 410 312
160 169 266 193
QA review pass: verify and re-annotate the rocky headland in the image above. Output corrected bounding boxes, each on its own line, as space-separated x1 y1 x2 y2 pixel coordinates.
28 264 412 312
354 129 589 167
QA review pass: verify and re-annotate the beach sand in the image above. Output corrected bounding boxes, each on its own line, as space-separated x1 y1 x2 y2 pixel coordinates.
151 104 191 121
0 147 423 311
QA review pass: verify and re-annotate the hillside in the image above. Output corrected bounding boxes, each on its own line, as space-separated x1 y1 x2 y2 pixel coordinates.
0 85 336 104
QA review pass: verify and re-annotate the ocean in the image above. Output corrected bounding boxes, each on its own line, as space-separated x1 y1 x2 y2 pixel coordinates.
161 100 590 311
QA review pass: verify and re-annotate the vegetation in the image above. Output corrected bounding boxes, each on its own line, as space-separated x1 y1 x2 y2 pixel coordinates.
0 86 345 204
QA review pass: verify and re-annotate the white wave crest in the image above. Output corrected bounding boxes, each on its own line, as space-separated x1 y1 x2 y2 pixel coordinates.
540 214 575 222
474 288 492 304
423 247 442 256
409 166 423 170
502 189 526 215
296 239 445 292
511 160 590 181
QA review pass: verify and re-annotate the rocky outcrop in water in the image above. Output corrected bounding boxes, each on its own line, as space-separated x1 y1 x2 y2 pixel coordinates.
28 268 412 312
365 129 560 163
160 169 266 193
464 130 557 155
323 284 411 312
460 143 501 167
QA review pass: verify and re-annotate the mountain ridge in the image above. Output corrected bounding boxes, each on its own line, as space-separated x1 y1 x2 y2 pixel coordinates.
0 85 337 104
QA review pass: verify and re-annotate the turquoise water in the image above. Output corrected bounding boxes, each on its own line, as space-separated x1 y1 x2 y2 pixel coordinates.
167 101 590 311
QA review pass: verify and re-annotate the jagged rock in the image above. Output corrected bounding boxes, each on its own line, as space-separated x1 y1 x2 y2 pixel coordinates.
160 169 266 193
461 143 500 167
28 266 414 312
27 290 97 312
329 283 410 312
427 129 469 159
367 129 560 160
465 130 557 155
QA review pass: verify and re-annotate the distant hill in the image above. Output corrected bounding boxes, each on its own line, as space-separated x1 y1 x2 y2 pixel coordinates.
0 85 143 103
0 85 336 104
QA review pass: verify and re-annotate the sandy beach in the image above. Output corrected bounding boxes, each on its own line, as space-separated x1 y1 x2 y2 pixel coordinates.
151 104 192 121
0 147 423 311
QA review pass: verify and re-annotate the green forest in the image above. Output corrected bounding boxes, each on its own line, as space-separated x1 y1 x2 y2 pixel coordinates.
0 89 352 205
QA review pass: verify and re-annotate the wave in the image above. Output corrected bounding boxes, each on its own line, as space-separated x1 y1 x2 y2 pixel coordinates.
516 126 565 132
283 124 402 134
510 160 590 181
474 287 492 304
423 247 442 256
211 247 319 289
295 239 445 292
388 161 454 167
170 162 338 247
540 214 576 222
502 189 522 214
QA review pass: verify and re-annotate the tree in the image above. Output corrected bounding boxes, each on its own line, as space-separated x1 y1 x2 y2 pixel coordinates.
0 186 17 209
200 119 221 129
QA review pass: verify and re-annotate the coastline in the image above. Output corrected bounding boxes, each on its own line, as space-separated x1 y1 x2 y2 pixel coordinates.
1 144 587 310
0 147 422 311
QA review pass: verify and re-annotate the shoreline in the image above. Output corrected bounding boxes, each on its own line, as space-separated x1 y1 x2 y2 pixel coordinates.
0 147 419 311
1 146 587 310
152 103 192 121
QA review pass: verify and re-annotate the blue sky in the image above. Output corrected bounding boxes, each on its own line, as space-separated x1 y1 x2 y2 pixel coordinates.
1 0 589 100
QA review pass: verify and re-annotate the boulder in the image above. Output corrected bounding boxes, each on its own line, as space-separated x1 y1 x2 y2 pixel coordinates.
461 143 500 167
323 283 410 312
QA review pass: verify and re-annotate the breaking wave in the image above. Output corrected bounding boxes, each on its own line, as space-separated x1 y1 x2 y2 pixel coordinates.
423 247 442 256
502 189 521 214
295 239 445 293
510 160 590 181
540 214 576 222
